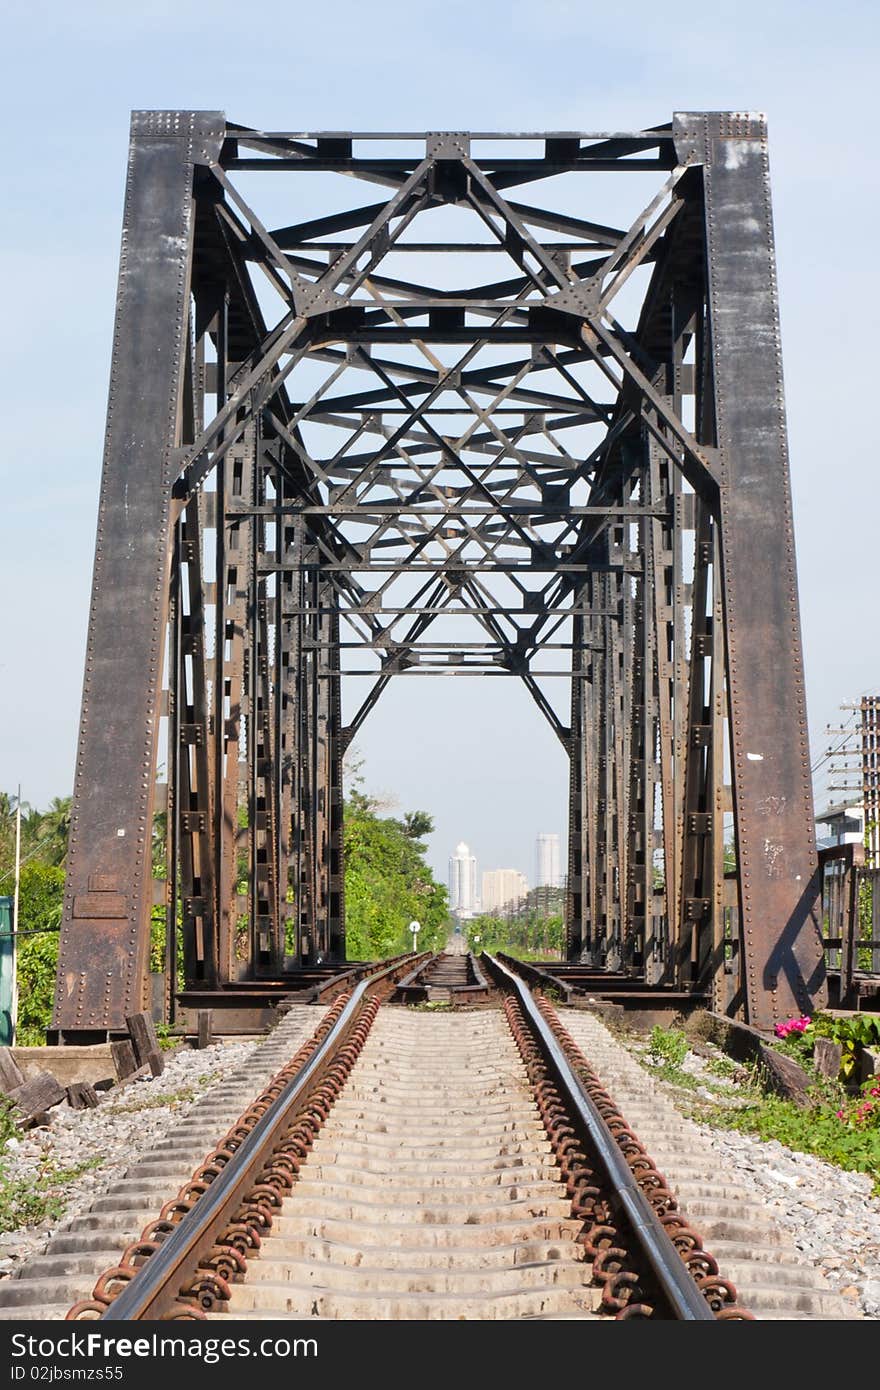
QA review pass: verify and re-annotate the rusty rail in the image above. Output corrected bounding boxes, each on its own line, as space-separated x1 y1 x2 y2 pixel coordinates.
492 951 575 1003
484 953 745 1319
309 949 433 1003
73 953 418 1321
392 950 490 1004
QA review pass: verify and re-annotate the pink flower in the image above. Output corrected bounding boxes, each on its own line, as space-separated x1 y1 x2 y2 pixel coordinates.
775 1015 811 1038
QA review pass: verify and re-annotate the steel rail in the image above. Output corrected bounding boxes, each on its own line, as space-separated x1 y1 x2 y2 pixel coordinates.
100 954 415 1320
493 950 575 1004
392 950 490 1003
310 948 431 1002
485 953 715 1320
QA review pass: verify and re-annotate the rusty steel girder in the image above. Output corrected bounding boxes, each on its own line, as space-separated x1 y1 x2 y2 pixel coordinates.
52 113 825 1040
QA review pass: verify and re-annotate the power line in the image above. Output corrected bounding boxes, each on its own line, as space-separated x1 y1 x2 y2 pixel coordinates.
811 711 856 777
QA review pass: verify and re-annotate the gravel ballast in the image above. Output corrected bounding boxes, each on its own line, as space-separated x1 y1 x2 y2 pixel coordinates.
603 1015 880 1319
1 1001 877 1320
0 1037 261 1275
0 1001 339 1294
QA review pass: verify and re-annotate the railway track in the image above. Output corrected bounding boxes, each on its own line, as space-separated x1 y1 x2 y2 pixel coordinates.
0 955 858 1321
391 948 490 1004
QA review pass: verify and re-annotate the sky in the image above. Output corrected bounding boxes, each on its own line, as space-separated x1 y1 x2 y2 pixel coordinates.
1 0 878 885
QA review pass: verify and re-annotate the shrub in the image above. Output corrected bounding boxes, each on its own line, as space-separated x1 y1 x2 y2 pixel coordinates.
648 1025 688 1069
15 864 64 1045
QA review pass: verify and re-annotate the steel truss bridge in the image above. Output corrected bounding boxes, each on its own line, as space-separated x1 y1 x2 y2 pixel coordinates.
51 112 827 1042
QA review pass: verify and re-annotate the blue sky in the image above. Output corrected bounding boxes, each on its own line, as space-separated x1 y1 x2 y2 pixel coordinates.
1 0 877 882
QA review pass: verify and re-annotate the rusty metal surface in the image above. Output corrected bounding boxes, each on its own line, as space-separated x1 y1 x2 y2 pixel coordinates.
487 954 750 1318
55 114 825 1038
53 113 224 1040
67 954 416 1320
683 113 826 1027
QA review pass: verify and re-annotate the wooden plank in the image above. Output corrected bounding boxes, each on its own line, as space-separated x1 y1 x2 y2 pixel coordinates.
814 1038 843 1081
66 1082 99 1110
8 1072 66 1120
0 1047 24 1095
110 1039 138 1081
114 1062 152 1090
196 1011 213 1050
125 1012 165 1077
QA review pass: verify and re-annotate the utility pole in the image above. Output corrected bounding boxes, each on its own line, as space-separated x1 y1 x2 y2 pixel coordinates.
825 696 880 867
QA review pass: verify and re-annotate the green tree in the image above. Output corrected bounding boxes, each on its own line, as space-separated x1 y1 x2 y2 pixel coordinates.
35 797 72 869
402 811 434 840
0 792 72 884
14 863 64 1045
465 911 564 959
0 792 27 888
344 794 448 960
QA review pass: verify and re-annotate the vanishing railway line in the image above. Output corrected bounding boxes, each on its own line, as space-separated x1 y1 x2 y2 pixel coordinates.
0 956 855 1323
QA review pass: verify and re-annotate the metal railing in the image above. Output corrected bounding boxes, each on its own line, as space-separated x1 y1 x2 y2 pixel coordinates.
819 845 880 1001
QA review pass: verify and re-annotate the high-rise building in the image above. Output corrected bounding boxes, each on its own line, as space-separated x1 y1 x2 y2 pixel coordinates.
535 832 561 888
448 841 477 918
481 868 528 916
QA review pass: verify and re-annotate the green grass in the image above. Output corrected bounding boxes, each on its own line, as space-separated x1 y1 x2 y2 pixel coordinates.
0 1100 21 1149
107 1084 203 1115
648 1025 688 1068
628 1017 880 1193
693 1092 880 1195
0 1155 104 1234
648 1061 702 1091
704 1055 738 1080
154 1023 180 1053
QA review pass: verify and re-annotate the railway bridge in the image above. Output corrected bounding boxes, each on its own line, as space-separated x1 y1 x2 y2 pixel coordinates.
52 111 827 1043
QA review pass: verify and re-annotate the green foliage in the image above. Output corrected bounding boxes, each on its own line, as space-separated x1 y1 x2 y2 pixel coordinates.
771 1012 880 1082
702 1093 880 1195
154 1023 178 1053
3 778 451 1033
15 864 64 1045
0 1100 20 1149
151 810 167 878
0 794 71 887
771 1030 815 1068
150 904 166 974
802 1012 880 1081
705 1055 737 1080
813 1012 880 1047
344 793 448 960
401 811 434 840
0 794 72 1045
464 912 564 958
0 1154 103 1234
648 1025 689 1068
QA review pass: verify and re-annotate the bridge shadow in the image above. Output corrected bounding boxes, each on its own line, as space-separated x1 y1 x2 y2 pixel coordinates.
762 868 827 1014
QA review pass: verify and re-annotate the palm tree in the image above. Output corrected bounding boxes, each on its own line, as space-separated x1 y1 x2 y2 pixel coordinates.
38 797 72 868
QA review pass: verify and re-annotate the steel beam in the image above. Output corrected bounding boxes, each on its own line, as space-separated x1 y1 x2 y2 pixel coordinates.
679 112 826 1027
53 112 224 1039
54 113 825 1038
